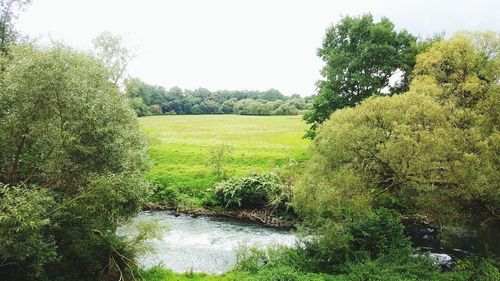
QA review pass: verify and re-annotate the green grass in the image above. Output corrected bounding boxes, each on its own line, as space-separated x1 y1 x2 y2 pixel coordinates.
140 115 310 205
142 267 252 281
141 266 339 281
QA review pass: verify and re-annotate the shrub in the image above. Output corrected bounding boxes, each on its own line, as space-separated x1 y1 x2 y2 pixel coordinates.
348 209 411 260
212 173 292 214
296 209 412 273
231 243 499 281
153 184 181 205
345 255 442 281
234 246 336 281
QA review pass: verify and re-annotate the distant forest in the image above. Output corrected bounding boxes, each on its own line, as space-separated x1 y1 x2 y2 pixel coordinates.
125 78 314 116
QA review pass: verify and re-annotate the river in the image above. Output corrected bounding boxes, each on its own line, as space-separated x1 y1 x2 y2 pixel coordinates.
120 211 297 274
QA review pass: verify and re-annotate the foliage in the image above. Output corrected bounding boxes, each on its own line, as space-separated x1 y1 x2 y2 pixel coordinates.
149 104 162 115
294 209 411 273
295 32 500 256
92 31 133 86
206 143 233 178
142 266 252 281
234 98 273 115
151 183 181 205
212 173 292 214
227 244 488 281
454 258 500 281
140 223 496 281
129 97 152 117
94 219 164 281
0 44 150 280
210 171 295 218
347 209 411 260
0 0 31 54
274 103 299 115
0 185 57 279
304 14 417 138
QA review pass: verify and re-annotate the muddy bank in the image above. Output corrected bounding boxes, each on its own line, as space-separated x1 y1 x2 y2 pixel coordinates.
144 203 296 229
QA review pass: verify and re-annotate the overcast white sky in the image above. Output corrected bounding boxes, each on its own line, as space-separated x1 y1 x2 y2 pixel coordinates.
17 0 500 96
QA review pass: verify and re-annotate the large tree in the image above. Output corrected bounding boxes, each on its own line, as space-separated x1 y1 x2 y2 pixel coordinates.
0 44 150 280
296 32 499 255
304 14 417 138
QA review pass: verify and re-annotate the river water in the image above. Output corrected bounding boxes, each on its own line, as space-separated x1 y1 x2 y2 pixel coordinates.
120 211 297 274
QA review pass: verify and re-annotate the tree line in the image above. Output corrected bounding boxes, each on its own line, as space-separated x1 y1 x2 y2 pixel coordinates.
125 79 314 116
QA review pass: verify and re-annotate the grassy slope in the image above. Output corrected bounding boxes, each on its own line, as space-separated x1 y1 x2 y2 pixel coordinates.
140 115 310 205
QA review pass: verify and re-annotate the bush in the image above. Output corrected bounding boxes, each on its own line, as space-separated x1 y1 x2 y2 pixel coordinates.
212 173 292 214
234 246 336 281
153 184 181 205
229 244 499 281
345 255 442 281
454 258 500 281
296 209 412 273
233 244 499 281
348 209 411 260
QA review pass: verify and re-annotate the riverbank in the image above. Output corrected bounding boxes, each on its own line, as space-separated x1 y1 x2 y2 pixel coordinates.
144 203 296 229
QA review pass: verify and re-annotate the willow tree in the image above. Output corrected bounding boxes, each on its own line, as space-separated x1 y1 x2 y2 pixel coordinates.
296 32 500 255
0 44 150 280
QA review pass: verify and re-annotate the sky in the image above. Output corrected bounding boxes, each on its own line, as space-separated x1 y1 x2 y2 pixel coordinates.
17 0 500 96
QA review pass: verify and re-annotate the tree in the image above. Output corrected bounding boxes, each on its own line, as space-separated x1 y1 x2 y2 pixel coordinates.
0 0 30 55
129 97 151 116
295 32 500 255
304 14 417 138
92 31 133 86
207 144 233 179
274 103 299 115
0 44 150 280
221 98 236 114
149 104 162 115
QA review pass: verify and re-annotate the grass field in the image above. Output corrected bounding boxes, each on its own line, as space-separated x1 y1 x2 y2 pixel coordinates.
140 115 310 205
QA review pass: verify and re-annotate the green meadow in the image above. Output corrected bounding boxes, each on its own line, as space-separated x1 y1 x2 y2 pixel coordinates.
140 115 310 204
